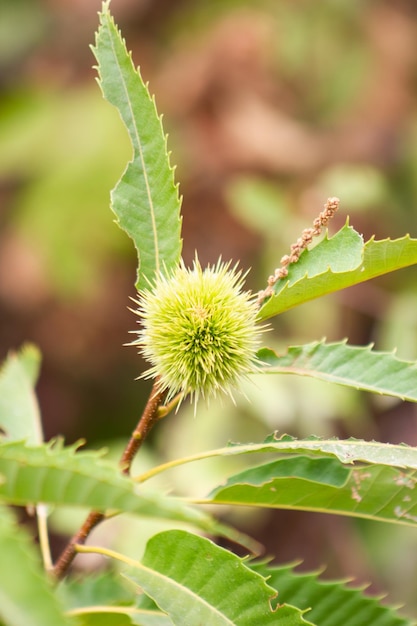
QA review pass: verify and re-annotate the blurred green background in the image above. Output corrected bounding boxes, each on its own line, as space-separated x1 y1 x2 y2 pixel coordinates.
1 0 417 617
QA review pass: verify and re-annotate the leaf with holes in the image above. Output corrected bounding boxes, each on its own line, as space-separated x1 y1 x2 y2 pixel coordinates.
137 434 417 486
206 455 417 527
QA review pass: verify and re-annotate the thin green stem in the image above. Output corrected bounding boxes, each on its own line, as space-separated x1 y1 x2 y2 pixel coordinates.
36 504 52 572
75 542 140 568
157 392 183 418
134 445 232 483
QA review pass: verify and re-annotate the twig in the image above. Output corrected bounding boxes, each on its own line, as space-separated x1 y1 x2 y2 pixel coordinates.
52 511 105 580
53 378 166 580
119 378 166 475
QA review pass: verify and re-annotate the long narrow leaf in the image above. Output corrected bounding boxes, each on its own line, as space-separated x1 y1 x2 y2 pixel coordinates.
0 441 220 534
258 340 417 402
137 435 417 485
206 455 417 527
92 1 182 290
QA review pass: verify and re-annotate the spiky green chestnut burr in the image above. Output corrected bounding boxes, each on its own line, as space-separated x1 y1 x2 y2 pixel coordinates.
131 258 264 408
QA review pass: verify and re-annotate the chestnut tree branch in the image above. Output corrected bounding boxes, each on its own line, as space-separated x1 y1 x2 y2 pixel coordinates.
52 378 166 580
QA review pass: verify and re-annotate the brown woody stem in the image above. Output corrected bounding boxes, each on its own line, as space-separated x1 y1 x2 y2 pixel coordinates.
52 378 166 580
119 378 166 475
52 511 105 580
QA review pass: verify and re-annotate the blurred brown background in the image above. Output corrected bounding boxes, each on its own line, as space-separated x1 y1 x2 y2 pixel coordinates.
1 0 417 615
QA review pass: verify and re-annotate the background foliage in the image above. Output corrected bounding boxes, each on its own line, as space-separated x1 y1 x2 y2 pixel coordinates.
1 0 417 617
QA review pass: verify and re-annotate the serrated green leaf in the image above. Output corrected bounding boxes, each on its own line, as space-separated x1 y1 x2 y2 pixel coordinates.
0 506 72 626
138 435 417 485
257 340 417 402
0 441 220 534
0 344 42 444
253 562 415 626
122 530 314 625
258 231 417 321
92 1 182 290
207 455 417 527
